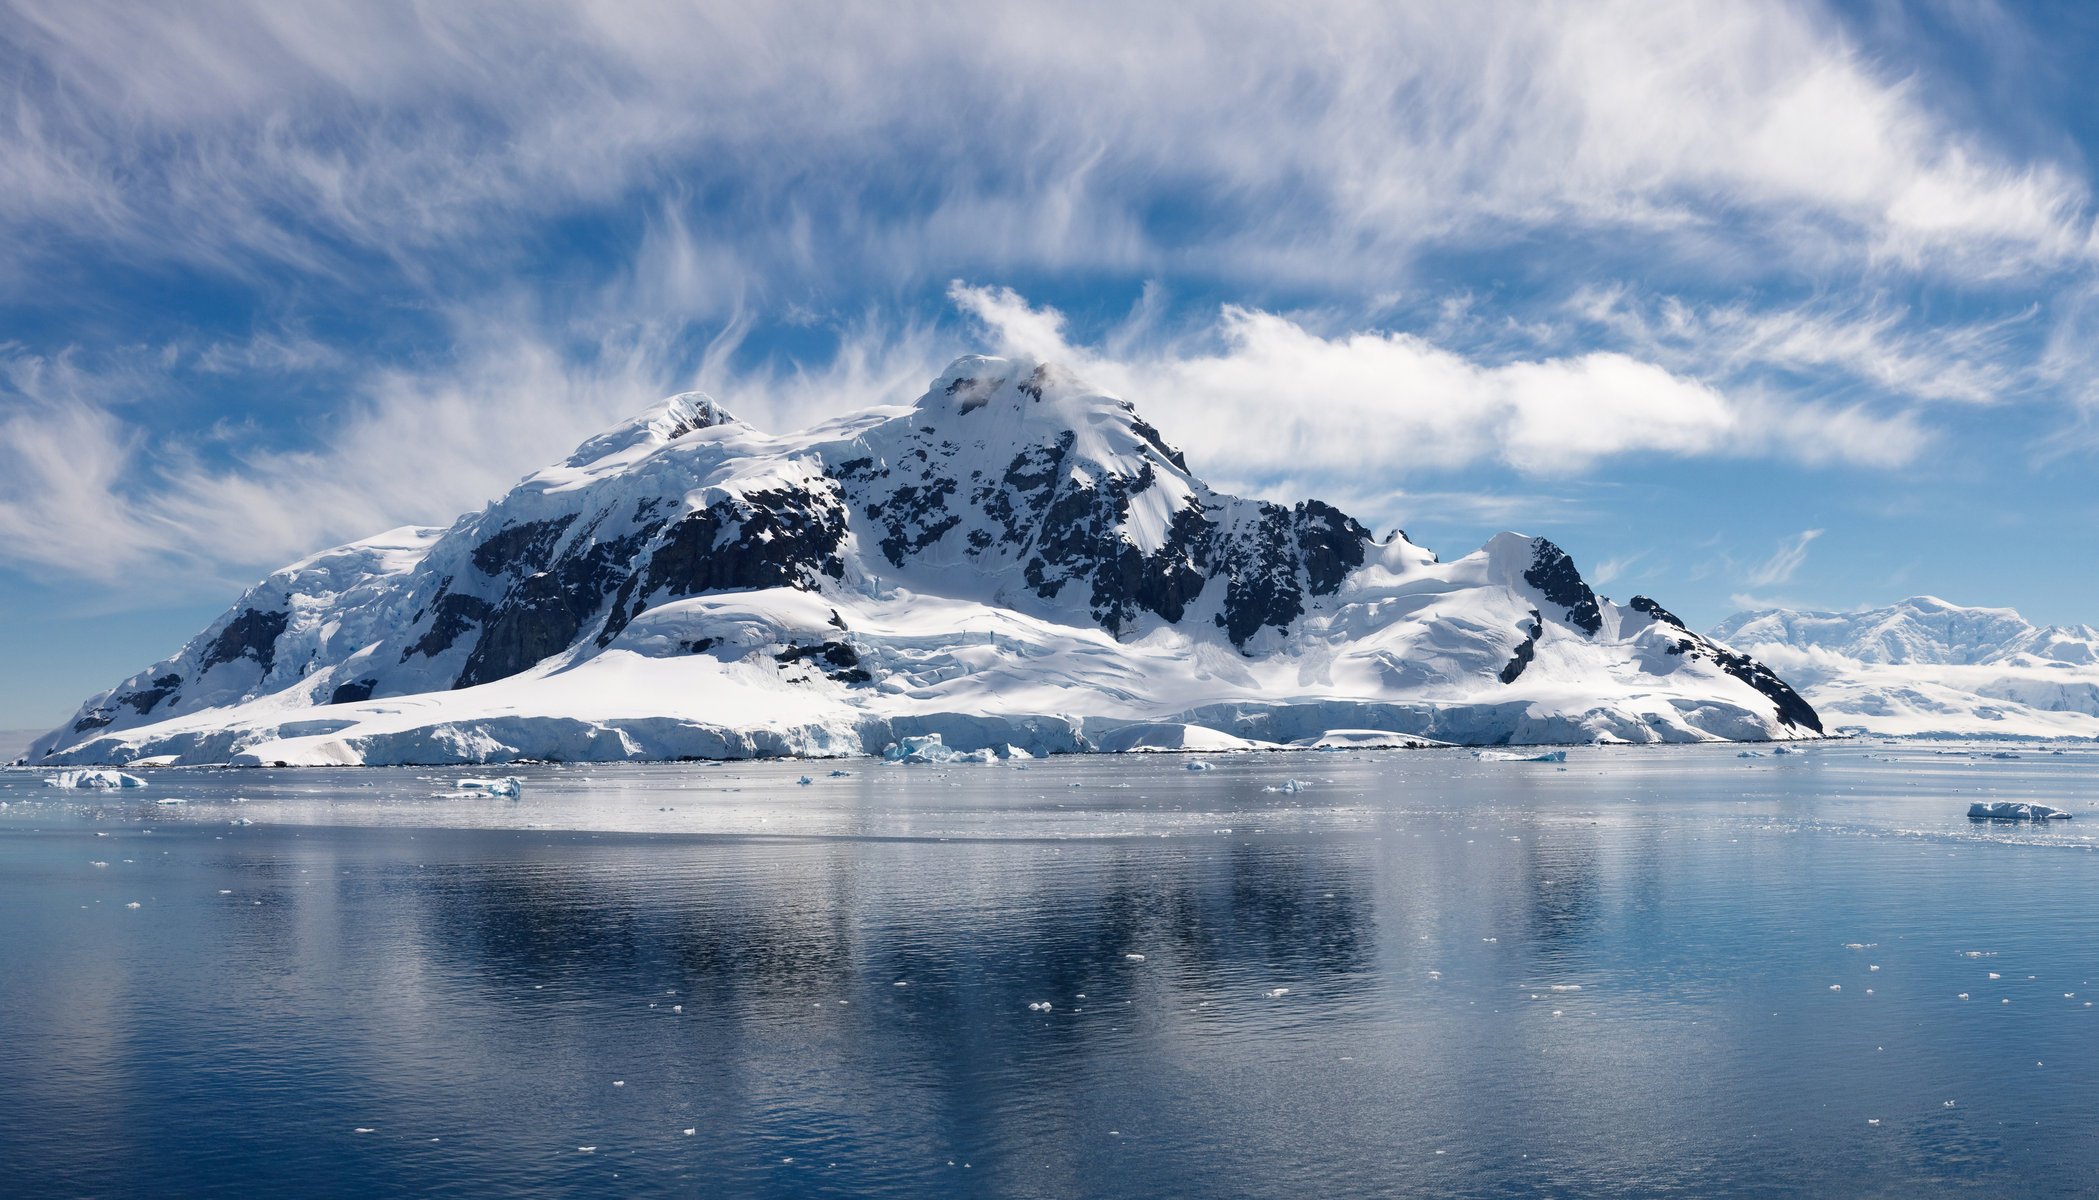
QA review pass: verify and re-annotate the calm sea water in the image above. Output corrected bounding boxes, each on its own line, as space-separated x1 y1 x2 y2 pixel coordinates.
3 743 2098 1197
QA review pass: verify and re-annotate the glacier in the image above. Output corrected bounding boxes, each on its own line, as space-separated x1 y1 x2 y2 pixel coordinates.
27 356 1820 767
1712 597 2099 740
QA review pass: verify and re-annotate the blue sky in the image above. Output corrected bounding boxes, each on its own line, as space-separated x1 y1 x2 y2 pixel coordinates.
5 0 2099 730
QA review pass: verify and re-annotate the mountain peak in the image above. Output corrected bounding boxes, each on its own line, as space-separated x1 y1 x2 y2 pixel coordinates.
906 354 1192 478
562 391 739 470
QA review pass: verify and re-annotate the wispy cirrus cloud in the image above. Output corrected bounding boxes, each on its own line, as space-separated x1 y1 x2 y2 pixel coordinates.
1747 529 1826 588
0 0 2087 299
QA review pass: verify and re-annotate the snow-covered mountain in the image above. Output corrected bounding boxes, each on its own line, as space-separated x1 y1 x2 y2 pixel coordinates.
1711 597 2099 739
31 356 1820 766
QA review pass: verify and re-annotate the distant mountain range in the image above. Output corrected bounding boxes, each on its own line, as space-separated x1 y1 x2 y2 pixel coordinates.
29 356 1819 767
1711 597 2099 739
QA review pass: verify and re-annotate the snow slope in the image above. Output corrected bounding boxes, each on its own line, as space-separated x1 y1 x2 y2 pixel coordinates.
29 356 1821 766
1711 597 2099 739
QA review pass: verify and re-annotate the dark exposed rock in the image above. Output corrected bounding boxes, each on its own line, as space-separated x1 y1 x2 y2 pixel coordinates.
121 673 184 714
1294 501 1371 596
458 525 655 688
329 677 378 704
1628 595 1686 629
1127 411 1189 472
1666 636 1823 733
1500 610 1544 684
980 433 1073 549
202 608 289 674
1210 501 1374 647
874 479 962 566
640 484 849 600
1524 540 1603 636
775 641 870 685
470 514 577 578
405 591 491 661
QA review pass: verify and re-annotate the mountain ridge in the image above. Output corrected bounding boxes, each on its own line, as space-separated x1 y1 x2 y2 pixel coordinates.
1711 597 2099 739
30 355 1820 766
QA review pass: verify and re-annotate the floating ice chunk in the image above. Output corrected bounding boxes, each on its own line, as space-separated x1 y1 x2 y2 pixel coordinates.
829 769 851 777
1264 987 1290 998
125 901 141 909
1185 760 1215 772
797 776 813 786
881 734 987 765
46 769 147 789
1263 779 1312 794
154 798 186 805
683 1128 696 1136
1969 801 2070 821
1474 750 1567 763
1772 746 1799 755
454 776 523 798
354 1127 375 1134
1737 750 1764 758
1124 953 1147 962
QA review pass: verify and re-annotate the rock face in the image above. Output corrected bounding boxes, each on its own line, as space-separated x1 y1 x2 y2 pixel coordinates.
1712 597 2099 739
33 356 1821 766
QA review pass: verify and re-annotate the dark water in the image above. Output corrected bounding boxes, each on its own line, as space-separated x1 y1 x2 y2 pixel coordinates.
4 744 2099 1197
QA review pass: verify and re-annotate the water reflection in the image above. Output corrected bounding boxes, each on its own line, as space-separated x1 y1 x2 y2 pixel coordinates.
3 746 2099 1195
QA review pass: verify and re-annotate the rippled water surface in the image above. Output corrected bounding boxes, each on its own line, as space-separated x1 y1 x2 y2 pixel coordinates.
5 743 2099 1197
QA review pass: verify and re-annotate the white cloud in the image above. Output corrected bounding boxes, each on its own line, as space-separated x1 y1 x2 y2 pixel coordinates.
0 0 2087 292
0 279 1921 590
952 284 1928 490
1593 552 1646 586
1747 529 1825 588
0 296 947 589
1569 285 2034 405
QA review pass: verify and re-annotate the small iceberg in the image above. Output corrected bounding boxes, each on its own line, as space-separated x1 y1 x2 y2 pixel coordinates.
1474 750 1567 763
451 776 523 798
1263 779 1312 794
881 733 995 765
1185 759 1215 772
1968 801 2071 821
45 769 147 789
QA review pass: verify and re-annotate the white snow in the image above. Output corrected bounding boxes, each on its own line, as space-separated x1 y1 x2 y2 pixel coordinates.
1714 597 2099 740
33 356 1824 768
